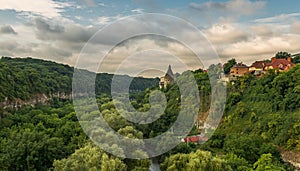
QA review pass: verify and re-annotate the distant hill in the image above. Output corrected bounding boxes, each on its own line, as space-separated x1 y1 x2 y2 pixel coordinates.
0 57 159 102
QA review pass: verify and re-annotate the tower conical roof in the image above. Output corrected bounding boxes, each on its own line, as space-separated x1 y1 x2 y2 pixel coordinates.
166 65 174 78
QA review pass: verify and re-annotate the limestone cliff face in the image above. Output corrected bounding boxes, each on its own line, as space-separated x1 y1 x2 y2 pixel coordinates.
281 151 300 170
0 92 72 109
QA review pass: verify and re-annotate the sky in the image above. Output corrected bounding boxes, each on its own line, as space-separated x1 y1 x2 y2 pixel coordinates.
0 0 300 77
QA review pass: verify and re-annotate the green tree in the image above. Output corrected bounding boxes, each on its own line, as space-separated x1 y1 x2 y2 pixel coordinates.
53 142 127 171
224 134 262 163
253 153 285 171
223 59 237 75
222 153 250 171
0 125 65 170
292 55 300 64
161 150 232 171
275 51 291 59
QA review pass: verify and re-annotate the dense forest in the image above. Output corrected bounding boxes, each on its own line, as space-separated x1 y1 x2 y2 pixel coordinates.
0 57 299 170
0 57 158 102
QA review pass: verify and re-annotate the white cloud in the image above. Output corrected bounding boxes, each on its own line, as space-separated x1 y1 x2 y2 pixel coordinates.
131 8 144 14
204 23 249 44
0 25 17 35
219 34 300 63
96 15 124 25
254 13 300 23
97 16 111 25
189 0 266 16
250 25 274 37
291 21 300 34
0 0 71 18
75 16 83 20
197 16 300 64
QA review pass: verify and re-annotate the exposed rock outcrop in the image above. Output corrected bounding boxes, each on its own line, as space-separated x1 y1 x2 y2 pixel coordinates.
0 92 72 110
281 151 300 170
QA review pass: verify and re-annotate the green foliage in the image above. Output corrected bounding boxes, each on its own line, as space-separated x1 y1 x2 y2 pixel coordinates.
224 134 263 163
0 57 158 102
275 51 291 59
0 125 65 170
253 153 285 171
0 57 73 101
53 142 127 171
95 73 159 96
203 64 300 170
292 55 300 64
161 150 232 171
1 57 300 170
223 58 237 75
0 102 87 170
286 122 300 150
222 153 250 171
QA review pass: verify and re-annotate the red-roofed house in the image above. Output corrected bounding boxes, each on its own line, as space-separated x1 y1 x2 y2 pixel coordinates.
249 61 267 75
182 136 209 143
264 57 294 72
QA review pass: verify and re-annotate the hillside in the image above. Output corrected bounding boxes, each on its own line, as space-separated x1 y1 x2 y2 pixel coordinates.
0 58 299 170
0 57 158 109
201 65 300 170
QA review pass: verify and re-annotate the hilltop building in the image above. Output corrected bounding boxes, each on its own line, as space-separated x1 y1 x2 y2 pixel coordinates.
228 56 295 79
249 61 267 75
264 57 294 71
230 63 249 78
159 65 174 89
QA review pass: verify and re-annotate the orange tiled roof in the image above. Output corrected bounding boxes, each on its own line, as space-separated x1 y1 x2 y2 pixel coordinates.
266 58 294 70
251 61 267 69
183 136 209 143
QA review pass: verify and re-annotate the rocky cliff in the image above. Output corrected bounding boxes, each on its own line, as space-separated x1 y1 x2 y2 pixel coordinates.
0 92 72 110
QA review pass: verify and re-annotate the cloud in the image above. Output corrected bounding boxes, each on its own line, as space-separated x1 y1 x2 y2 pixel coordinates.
0 0 71 18
189 0 266 16
34 18 64 33
196 15 300 65
38 14 214 73
2 4 300 77
0 25 17 35
131 8 144 14
250 24 274 37
0 39 36 57
0 18 98 63
203 23 249 44
254 13 300 23
97 17 110 25
219 33 300 63
0 40 18 51
30 17 96 43
36 44 73 58
291 21 300 34
96 15 125 25
95 36 202 76
74 14 222 73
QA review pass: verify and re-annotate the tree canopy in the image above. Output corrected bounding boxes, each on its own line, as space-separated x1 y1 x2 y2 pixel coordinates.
223 58 237 75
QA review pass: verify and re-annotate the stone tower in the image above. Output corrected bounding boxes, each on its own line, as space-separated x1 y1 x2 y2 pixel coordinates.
159 65 175 89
